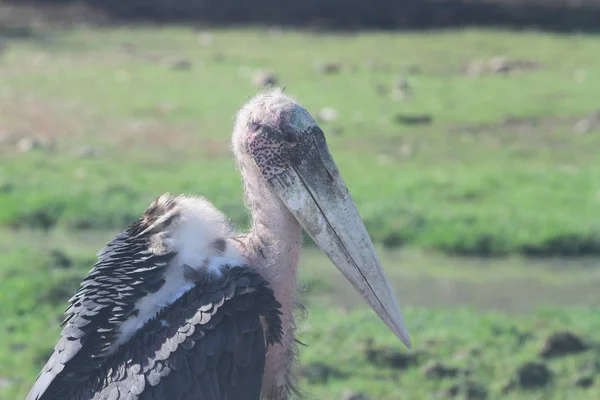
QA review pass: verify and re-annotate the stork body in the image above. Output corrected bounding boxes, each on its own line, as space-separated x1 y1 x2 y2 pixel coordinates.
26 90 410 400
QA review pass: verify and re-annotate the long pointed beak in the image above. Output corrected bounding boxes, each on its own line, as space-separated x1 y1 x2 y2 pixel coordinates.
264 123 411 348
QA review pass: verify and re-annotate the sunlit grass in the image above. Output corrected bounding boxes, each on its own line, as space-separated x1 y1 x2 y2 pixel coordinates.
1 26 600 399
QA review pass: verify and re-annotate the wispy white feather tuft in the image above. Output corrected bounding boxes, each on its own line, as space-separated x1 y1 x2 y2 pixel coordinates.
111 194 245 351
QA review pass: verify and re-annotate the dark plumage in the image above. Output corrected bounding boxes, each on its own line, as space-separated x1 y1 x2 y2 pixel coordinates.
26 213 282 400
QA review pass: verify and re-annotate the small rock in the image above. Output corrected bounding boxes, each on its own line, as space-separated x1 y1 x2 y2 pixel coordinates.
16 137 44 152
539 331 590 358
392 76 413 100
574 375 594 388
402 64 421 74
465 57 538 76
464 381 488 400
346 63 358 73
156 101 178 116
365 58 377 71
398 144 413 158
394 114 432 125
574 118 592 134
48 249 73 269
165 57 192 71
489 56 510 74
436 384 459 398
11 343 25 352
316 107 338 123
365 339 420 369
0 131 14 143
120 42 137 53
0 181 13 193
573 68 586 83
423 361 461 379
197 32 214 46
251 70 278 87
268 27 284 37
212 53 225 63
436 381 487 400
299 362 346 384
394 76 411 91
574 111 600 134
342 391 370 400
329 127 343 136
72 146 99 159
315 62 342 74
578 358 600 374
374 84 388 96
465 59 486 77
0 376 11 389
453 347 482 361
516 361 553 389
501 378 517 394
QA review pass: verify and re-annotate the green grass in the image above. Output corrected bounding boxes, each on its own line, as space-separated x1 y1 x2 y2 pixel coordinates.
1 239 599 400
1 228 599 399
1 26 600 399
296 306 600 400
1 28 600 255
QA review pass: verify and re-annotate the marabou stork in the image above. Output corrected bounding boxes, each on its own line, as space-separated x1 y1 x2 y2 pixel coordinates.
26 89 410 400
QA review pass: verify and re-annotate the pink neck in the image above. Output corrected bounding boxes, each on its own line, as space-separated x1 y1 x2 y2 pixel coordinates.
243 163 302 309
235 160 302 398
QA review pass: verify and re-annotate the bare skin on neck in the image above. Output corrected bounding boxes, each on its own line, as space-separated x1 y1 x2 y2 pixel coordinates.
231 158 302 400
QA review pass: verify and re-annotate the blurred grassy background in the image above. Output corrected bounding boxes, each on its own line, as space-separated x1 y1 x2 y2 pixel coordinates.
1 6 600 400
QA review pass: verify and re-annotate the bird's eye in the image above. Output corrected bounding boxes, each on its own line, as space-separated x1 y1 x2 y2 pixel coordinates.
282 130 296 143
249 121 260 133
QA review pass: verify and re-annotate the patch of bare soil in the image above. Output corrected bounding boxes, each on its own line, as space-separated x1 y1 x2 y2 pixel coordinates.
118 119 231 158
539 331 591 359
463 56 541 76
0 98 82 154
0 97 230 159
444 112 600 164
364 338 424 369
449 111 600 141
449 114 573 136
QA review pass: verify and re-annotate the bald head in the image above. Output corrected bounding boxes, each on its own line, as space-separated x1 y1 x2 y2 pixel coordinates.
232 88 319 164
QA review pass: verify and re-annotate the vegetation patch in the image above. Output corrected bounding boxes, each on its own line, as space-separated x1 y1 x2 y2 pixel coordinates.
1 26 600 398
2 28 600 256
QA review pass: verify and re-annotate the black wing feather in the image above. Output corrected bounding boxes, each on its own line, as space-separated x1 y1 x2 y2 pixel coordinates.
28 265 282 400
88 266 280 400
27 194 283 400
27 229 174 400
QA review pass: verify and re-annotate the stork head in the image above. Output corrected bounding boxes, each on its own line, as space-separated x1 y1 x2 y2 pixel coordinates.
232 88 411 348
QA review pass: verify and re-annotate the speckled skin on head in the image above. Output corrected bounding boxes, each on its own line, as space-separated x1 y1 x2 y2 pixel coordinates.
233 89 321 184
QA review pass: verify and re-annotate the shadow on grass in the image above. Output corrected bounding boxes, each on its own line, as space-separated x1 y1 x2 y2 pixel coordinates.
438 233 600 258
0 27 40 39
8 205 600 257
